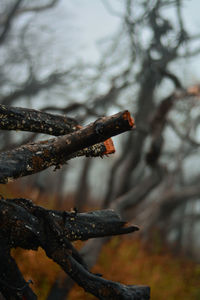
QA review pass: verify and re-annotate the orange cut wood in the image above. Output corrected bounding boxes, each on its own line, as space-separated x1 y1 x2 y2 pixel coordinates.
103 138 115 155
122 111 135 128
76 125 115 156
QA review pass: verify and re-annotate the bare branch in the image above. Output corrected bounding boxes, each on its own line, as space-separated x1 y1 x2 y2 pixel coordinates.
0 242 36 299
43 102 99 118
158 68 182 88
0 104 115 158
0 110 135 183
160 185 200 218
17 0 60 14
0 104 79 135
113 166 165 215
0 0 23 45
55 254 150 300
167 119 200 147
0 71 70 106
0 197 149 300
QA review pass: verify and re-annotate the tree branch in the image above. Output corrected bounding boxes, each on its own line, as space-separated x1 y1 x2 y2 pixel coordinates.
0 197 149 300
0 104 116 159
113 165 165 216
0 110 134 183
0 242 36 300
53 253 150 300
0 0 23 45
0 104 79 135
0 71 69 106
17 0 60 14
0 104 80 136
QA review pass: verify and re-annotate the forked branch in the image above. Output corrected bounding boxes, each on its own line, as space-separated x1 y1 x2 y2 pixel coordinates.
0 106 150 299
0 198 149 300
0 110 135 183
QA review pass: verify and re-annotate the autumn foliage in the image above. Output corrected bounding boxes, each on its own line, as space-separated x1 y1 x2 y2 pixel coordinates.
5 184 200 300
11 235 200 300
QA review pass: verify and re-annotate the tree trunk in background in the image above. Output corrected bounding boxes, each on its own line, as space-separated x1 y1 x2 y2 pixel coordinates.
74 158 92 211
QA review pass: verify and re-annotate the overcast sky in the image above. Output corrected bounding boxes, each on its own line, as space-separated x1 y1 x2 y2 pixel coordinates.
68 0 200 58
50 0 200 193
44 0 200 85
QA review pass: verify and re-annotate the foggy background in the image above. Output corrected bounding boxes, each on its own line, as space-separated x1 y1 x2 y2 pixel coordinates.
1 1 200 295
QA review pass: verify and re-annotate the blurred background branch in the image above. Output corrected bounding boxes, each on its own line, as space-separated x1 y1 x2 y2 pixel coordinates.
0 0 200 299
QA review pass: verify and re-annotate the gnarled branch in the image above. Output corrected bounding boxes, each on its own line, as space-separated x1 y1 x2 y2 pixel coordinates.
0 110 134 183
0 197 149 300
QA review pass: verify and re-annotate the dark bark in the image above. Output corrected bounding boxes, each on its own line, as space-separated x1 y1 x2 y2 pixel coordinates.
0 105 150 299
0 110 134 183
0 104 79 136
47 238 109 300
0 242 36 300
52 253 150 300
0 197 138 244
47 276 73 300
0 103 115 162
0 197 149 300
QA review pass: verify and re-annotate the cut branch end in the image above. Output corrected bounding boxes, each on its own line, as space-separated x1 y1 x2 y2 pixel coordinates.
122 110 136 128
103 138 115 155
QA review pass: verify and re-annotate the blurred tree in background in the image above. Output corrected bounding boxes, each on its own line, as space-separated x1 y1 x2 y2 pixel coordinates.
1 0 200 299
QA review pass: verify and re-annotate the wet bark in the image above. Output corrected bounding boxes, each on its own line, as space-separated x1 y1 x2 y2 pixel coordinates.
0 110 134 183
0 197 150 300
0 104 79 135
0 106 150 299
0 104 114 158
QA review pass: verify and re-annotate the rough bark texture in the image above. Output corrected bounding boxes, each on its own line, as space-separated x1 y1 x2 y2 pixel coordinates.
0 104 114 158
0 197 149 300
0 110 134 183
0 104 79 135
0 106 150 299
